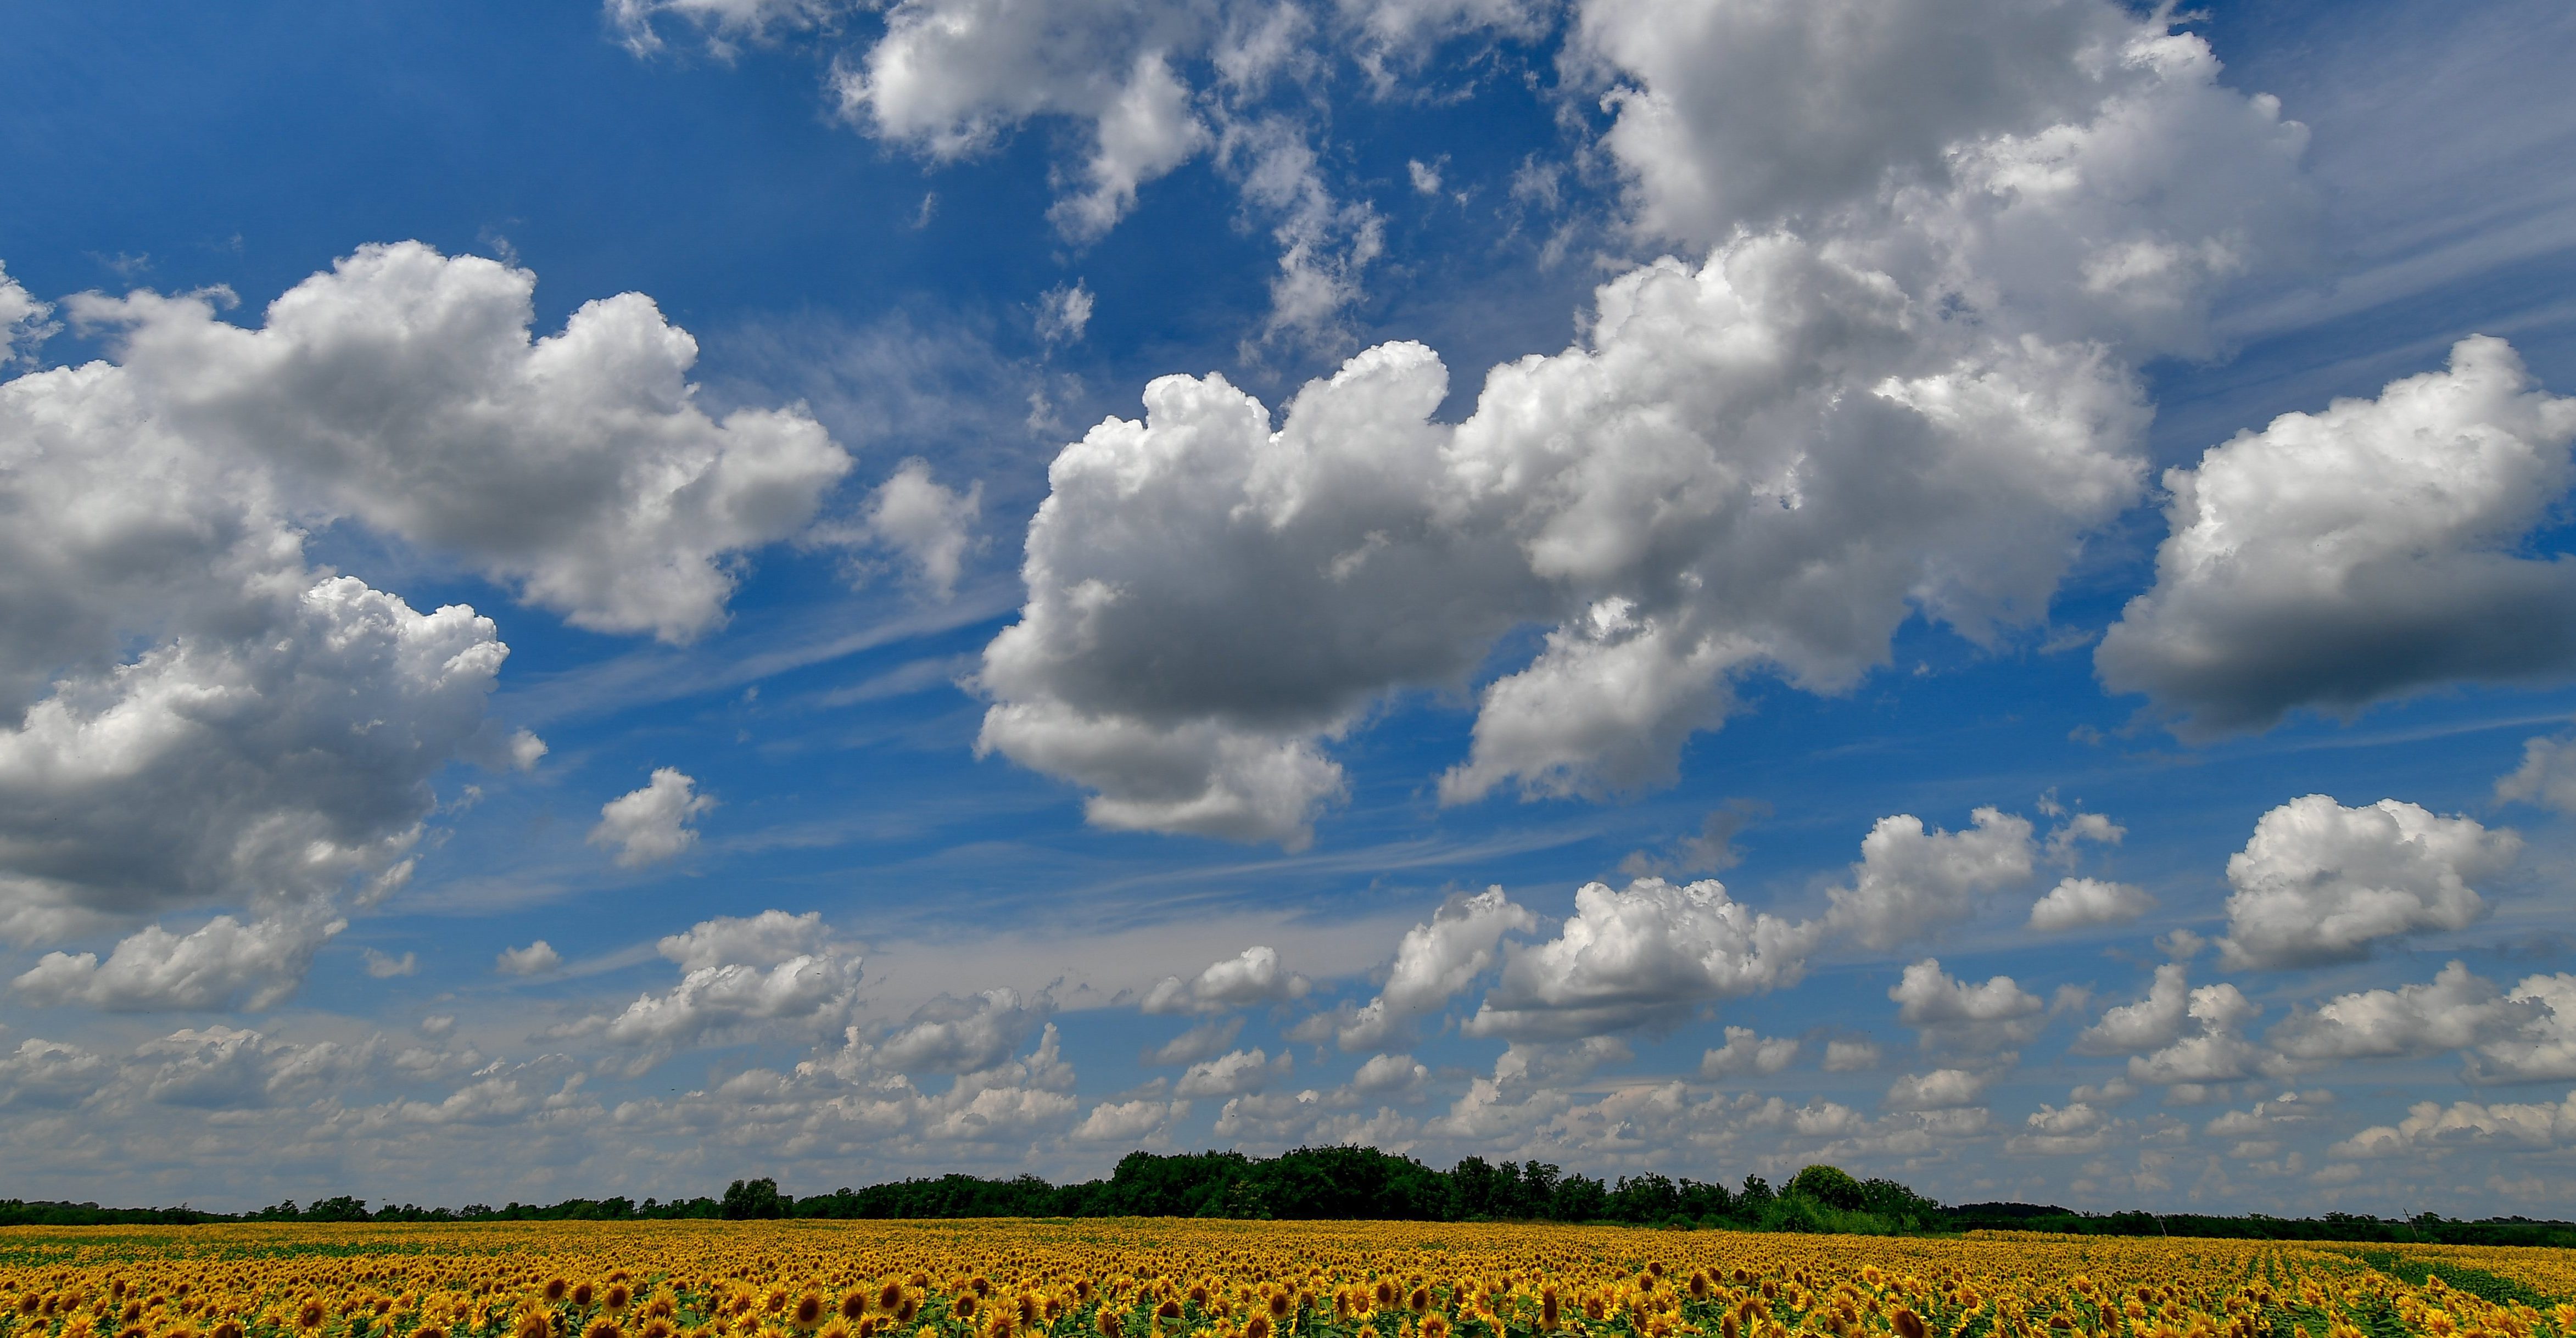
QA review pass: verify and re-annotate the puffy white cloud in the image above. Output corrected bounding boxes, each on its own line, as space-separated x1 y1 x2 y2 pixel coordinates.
1140 944 1310 1014
1577 0 2122 242
2270 961 2530 1062
1141 1016 1244 1066
2099 337 2576 734
2333 1090 2576 1158
2130 982 2266 1086
2072 961 2271 1087
627 1021 1081 1160
847 458 984 600
1580 6 2311 354
495 940 562 976
2005 1100 2110 1156
656 909 830 972
1699 1025 1799 1079
875 988 1048 1074
2043 810 2125 861
1884 1067 1990 1110
1465 876 1821 1039
1036 280 1094 345
0 243 835 998
1822 1039 1882 1071
2217 795 2519 969
2497 727 2576 814
128 1024 388 1109
0 261 54 361
1824 808 2037 950
1890 958 2048 1051
2075 962 2191 1055
575 911 863 1063
1070 1096 1188 1143
0 572 496 948
597 952 863 1057
962 0 2314 844
980 233 2153 845
0 1038 109 1109
2202 1090 2330 1159
1333 886 1535 1049
78 242 851 643
13 915 343 1012
1348 1051 1429 1096
360 949 419 979
976 699 1349 848
0 1022 445 1121
2029 876 2155 931
2268 962 2576 1083
1174 1046 1284 1097
830 0 1210 238
2476 973 2576 1083
589 767 714 869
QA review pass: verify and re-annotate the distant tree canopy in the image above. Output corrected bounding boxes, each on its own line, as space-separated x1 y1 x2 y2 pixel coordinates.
6 1148 2573 1246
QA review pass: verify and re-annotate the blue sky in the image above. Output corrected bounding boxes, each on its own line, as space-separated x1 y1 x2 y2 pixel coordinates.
4 0 2576 1216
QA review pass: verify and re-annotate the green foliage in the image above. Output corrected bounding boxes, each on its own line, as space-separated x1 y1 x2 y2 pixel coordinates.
15 1150 2576 1246
1785 1166 1864 1212
719 1177 787 1220
2345 1250 2554 1307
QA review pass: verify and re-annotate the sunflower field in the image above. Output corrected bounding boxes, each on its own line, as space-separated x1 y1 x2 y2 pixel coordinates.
4 1219 2571 1338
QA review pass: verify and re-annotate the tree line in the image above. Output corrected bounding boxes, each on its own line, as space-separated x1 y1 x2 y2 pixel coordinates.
5 1145 2572 1246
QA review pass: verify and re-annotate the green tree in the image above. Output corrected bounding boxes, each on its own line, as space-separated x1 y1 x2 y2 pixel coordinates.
1785 1165 1864 1211
720 1177 786 1219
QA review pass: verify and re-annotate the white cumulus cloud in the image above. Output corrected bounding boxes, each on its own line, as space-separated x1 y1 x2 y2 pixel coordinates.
875 988 1047 1074
1699 1025 1800 1079
1174 1046 1285 1097
2334 1091 2576 1158
12 915 344 1013
2029 876 2155 931
1140 944 1311 1015
2217 795 2519 969
75 242 851 644
1884 1067 1991 1111
2099 337 2576 735
495 941 562 976
589 768 715 869
1824 808 2038 950
1466 876 1821 1040
1889 958 2048 1051
1333 886 1535 1050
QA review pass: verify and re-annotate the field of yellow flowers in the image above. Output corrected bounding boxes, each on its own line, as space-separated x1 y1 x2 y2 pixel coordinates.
4 1220 2571 1338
